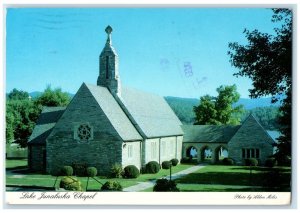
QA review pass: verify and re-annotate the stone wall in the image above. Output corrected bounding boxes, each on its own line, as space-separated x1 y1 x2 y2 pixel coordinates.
46 84 123 175
228 115 274 165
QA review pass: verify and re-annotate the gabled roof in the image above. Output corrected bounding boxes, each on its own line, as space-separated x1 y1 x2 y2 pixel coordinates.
28 107 66 145
84 83 142 141
119 86 183 138
28 83 183 144
182 125 241 143
230 114 275 146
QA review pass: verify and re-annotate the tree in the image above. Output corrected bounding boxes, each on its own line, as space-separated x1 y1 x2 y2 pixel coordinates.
6 99 42 147
228 9 292 161
215 85 244 125
5 86 71 147
194 85 244 125
6 110 14 144
194 95 218 124
35 85 71 107
8 88 29 100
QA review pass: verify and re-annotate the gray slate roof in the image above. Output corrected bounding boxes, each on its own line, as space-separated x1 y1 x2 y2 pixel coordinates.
120 87 183 138
28 83 183 144
182 125 241 143
28 107 66 145
84 83 142 141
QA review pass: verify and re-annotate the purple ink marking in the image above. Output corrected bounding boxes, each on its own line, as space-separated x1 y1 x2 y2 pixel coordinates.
196 77 207 85
183 62 193 77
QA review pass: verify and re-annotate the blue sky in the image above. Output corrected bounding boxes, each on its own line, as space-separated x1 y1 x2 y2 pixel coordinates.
6 8 278 98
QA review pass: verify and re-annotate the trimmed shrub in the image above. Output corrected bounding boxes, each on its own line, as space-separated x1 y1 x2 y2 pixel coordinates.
59 176 82 191
61 166 73 176
180 157 191 164
72 162 87 177
222 158 234 165
245 158 258 166
153 178 179 192
123 165 140 178
171 158 179 166
145 161 160 174
110 163 123 178
101 181 123 191
162 161 171 169
86 167 97 177
265 157 278 168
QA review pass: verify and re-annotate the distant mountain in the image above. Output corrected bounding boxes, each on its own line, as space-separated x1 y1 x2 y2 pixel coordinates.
165 96 279 111
164 96 281 129
235 97 280 109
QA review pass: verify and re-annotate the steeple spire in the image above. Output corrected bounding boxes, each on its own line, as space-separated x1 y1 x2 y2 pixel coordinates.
105 25 113 45
97 25 121 96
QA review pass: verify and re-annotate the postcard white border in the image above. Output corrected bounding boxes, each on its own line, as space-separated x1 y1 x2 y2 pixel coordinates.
6 192 291 205
1 0 299 209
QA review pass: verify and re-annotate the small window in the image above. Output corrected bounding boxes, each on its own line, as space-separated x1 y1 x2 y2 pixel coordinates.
256 149 260 158
242 148 260 159
161 141 166 156
242 149 246 158
151 142 156 159
128 145 133 158
170 141 174 154
247 149 251 158
251 149 255 158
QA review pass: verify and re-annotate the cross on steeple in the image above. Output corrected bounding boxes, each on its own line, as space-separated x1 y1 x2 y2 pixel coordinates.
105 25 113 45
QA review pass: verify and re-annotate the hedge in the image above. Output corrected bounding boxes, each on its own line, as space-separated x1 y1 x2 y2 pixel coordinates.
123 165 140 178
145 161 160 174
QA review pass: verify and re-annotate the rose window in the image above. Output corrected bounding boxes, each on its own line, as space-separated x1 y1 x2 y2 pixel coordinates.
77 124 92 141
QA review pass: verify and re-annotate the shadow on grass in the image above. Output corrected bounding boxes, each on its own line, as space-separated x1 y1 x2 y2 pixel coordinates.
6 184 55 191
230 166 291 173
6 168 48 175
176 170 291 191
179 187 290 192
6 166 28 171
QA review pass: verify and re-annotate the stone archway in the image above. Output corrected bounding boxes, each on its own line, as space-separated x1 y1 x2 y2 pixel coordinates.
185 146 198 159
200 145 213 163
214 145 228 163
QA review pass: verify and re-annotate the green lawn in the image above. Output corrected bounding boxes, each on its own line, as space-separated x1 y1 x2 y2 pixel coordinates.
175 165 291 192
6 159 28 169
6 160 291 192
6 159 193 191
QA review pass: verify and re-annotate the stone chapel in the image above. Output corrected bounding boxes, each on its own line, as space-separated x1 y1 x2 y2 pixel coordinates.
28 26 183 175
28 26 275 174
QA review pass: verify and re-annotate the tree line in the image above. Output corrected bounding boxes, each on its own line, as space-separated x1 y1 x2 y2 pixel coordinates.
6 86 71 147
228 9 292 163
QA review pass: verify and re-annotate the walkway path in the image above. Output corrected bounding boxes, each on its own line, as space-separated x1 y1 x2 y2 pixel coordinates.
123 164 206 192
